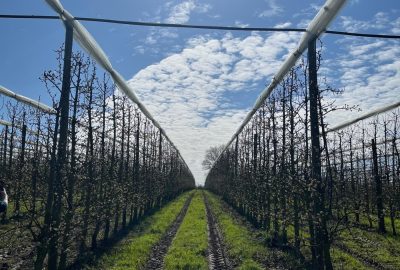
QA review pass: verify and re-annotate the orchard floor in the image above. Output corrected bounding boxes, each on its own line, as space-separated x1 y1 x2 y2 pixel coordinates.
80 189 400 270
2 189 399 269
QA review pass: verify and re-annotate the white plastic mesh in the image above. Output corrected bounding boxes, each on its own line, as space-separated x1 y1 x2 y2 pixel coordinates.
44 0 187 170
0 85 56 114
327 101 400 133
0 119 40 136
218 0 347 158
0 119 12 127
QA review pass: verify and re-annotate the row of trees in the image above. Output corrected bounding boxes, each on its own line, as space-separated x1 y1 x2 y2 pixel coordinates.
0 47 194 269
205 40 399 269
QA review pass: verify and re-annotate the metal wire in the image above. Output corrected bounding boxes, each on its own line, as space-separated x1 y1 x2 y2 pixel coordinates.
0 14 399 39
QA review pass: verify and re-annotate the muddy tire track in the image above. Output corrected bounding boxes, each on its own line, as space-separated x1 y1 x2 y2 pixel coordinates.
203 193 233 270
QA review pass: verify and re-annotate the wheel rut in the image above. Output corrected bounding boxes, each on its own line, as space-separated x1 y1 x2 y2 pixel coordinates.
144 194 193 270
203 193 232 270
333 242 386 270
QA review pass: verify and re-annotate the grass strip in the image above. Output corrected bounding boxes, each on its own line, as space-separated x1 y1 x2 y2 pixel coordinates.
85 191 193 270
330 246 374 270
206 191 378 269
164 190 208 270
206 192 298 270
347 214 400 237
337 226 400 269
284 224 372 269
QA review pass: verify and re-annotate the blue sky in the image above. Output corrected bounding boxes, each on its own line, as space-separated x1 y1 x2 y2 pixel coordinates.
0 0 399 184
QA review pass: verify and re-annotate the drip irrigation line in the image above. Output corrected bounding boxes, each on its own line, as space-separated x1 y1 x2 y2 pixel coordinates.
0 14 400 39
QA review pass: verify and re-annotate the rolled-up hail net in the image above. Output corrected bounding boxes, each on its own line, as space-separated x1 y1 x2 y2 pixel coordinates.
43 0 190 171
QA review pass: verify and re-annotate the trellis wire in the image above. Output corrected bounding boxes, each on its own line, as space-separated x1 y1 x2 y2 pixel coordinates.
1 14 399 39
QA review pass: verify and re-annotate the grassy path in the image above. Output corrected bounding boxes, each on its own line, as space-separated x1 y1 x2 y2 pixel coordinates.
85 191 193 270
205 191 301 270
83 190 400 270
144 192 194 269
334 225 400 269
164 191 208 270
283 216 399 269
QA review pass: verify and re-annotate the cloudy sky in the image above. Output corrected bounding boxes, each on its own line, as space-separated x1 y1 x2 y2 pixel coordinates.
0 0 399 184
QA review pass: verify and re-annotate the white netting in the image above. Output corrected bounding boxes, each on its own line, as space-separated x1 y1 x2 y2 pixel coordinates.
42 0 347 173
211 0 347 167
44 0 184 167
231 0 347 145
0 119 12 127
0 85 56 114
327 101 400 133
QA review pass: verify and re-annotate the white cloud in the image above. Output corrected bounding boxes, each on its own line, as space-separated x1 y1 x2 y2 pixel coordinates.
133 45 145 55
275 22 292 28
165 0 211 24
324 38 400 128
318 11 400 129
297 19 311 28
340 12 392 32
136 1 211 55
128 9 399 184
259 0 283 18
391 17 400 34
127 31 300 184
293 2 320 19
234 21 249 28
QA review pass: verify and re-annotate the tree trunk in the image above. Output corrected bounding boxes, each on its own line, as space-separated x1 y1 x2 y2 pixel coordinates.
308 38 332 270
372 138 386 233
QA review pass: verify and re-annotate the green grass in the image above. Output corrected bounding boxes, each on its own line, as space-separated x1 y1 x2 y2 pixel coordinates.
164 191 208 270
277 209 400 269
330 247 374 270
350 214 400 236
206 192 377 269
85 191 193 270
31 188 400 270
205 191 267 270
285 213 400 269
283 223 371 269
322 213 400 268
337 226 400 269
206 192 296 270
